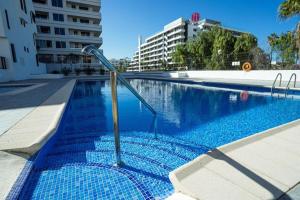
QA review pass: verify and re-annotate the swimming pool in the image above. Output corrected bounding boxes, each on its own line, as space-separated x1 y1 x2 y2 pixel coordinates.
16 79 300 199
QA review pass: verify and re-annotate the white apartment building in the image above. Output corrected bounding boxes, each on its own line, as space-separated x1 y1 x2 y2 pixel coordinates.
32 0 102 67
0 0 46 82
129 17 246 72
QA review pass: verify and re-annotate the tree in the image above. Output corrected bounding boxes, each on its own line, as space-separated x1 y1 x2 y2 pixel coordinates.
171 26 259 70
234 34 257 67
209 28 236 70
192 29 216 69
249 47 271 70
268 31 298 68
279 0 300 59
268 33 280 64
279 0 300 19
172 44 190 68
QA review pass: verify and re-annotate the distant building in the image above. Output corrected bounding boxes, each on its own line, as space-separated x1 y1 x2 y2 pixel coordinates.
0 0 46 82
32 0 102 66
129 14 247 71
109 57 131 69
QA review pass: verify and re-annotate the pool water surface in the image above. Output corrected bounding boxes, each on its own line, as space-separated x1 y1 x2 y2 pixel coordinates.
17 79 300 199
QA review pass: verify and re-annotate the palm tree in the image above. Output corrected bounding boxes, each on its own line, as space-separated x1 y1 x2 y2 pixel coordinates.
268 33 279 66
279 0 300 58
279 0 300 19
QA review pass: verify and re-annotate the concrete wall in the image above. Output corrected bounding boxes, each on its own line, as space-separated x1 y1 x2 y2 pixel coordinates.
166 70 300 82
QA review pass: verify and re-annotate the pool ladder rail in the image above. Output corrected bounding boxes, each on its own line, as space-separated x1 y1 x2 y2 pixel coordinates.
285 73 297 97
82 45 157 166
271 73 297 98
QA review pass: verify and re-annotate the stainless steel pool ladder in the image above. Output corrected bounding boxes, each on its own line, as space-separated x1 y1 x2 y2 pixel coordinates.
82 45 157 166
271 73 282 97
285 73 297 97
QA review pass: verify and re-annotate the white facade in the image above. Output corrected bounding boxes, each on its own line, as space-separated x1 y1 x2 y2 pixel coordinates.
0 0 46 82
130 18 187 71
33 0 102 65
129 18 246 72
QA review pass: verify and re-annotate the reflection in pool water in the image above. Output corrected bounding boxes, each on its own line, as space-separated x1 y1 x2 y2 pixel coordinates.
18 79 300 200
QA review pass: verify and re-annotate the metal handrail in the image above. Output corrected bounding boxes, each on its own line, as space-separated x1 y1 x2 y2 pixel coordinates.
82 45 157 116
82 45 157 166
285 73 297 97
271 73 282 95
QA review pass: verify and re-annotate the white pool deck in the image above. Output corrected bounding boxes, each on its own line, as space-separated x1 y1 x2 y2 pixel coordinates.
0 76 300 200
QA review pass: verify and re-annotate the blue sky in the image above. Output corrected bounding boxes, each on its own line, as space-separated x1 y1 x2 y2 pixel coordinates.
101 0 299 59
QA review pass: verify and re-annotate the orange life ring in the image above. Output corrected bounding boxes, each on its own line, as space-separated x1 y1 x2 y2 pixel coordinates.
240 91 249 101
242 62 252 72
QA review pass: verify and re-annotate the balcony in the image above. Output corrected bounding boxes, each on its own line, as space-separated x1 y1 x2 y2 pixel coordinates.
66 0 101 7
35 19 102 32
33 4 101 19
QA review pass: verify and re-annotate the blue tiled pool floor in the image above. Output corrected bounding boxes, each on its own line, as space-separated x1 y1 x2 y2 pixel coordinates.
19 132 206 200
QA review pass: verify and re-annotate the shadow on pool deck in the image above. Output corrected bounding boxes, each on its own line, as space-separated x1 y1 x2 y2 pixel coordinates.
209 149 293 200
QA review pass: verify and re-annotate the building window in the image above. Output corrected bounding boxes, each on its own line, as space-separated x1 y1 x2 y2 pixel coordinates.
20 0 24 11
80 19 89 24
53 13 64 21
79 6 89 11
10 44 17 63
52 0 63 8
36 40 52 48
56 41 66 48
38 54 54 63
36 54 39 66
71 4 76 9
35 11 49 20
54 27 65 35
72 18 77 22
32 0 47 4
0 57 7 69
83 56 92 63
37 26 51 34
23 0 27 14
57 55 67 63
30 11 36 23
81 31 90 37
4 10 10 30
20 18 27 27
20 0 27 13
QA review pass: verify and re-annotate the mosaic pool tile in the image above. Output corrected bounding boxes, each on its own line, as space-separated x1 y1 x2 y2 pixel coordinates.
16 79 300 199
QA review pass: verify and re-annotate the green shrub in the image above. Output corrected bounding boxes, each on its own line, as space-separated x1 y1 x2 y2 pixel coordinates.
51 70 60 74
99 68 105 75
75 68 81 76
83 67 96 75
61 67 72 76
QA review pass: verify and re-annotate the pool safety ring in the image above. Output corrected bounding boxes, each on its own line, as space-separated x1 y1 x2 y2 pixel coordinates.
242 62 252 72
240 91 249 101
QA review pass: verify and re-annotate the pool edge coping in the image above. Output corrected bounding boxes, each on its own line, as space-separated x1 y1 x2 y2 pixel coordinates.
0 79 76 200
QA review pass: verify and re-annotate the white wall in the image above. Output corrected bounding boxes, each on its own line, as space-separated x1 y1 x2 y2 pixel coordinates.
0 0 46 82
166 70 300 82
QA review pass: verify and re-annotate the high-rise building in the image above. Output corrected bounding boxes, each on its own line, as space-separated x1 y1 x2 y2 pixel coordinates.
32 0 102 65
0 0 46 82
129 14 246 71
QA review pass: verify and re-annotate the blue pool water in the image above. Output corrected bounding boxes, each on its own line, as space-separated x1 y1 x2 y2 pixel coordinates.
17 79 300 199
